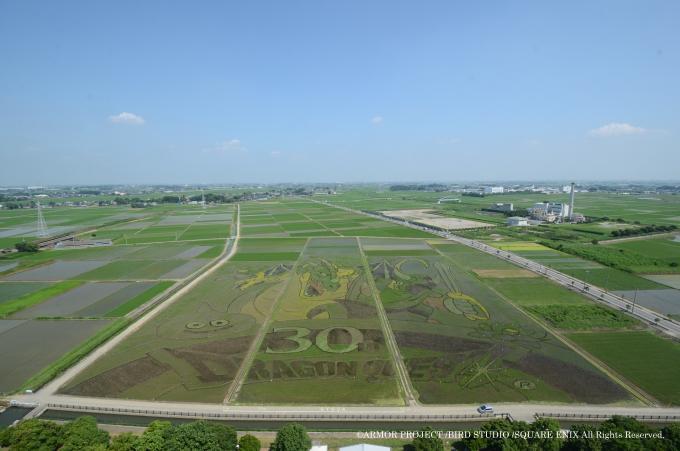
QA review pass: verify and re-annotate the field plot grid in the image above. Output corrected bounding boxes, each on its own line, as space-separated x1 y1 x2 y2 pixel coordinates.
49 200 666 407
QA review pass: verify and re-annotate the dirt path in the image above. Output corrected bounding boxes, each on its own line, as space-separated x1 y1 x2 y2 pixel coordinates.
356 237 418 406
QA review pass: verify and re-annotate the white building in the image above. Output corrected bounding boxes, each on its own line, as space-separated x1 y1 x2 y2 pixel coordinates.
529 202 570 222
488 202 513 213
340 445 390 451
483 186 504 194
507 216 529 226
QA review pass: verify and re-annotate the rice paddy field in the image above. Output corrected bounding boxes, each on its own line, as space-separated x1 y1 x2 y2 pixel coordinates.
55 199 680 407
3 195 679 407
567 331 680 405
0 204 233 394
477 238 680 321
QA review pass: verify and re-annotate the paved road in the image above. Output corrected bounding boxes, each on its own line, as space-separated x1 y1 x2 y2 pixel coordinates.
312 199 680 339
15 393 680 423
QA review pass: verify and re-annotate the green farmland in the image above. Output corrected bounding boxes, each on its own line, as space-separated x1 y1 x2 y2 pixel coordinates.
57 199 678 406
0 203 233 394
568 331 680 405
3 195 679 406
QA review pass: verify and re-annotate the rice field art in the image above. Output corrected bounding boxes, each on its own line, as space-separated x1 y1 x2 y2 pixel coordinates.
365 249 634 405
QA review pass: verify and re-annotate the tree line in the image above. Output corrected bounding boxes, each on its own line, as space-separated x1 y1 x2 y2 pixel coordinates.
610 224 677 238
0 416 307 451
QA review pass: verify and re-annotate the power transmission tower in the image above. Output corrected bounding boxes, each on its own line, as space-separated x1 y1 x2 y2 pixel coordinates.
201 188 206 209
36 202 49 237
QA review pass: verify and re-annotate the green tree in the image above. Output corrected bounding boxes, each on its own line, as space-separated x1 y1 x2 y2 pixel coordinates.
412 427 444 451
135 420 173 451
562 424 602 451
598 416 663 451
15 241 39 252
271 423 311 451
167 421 236 451
527 418 561 451
108 432 139 451
0 427 11 447
460 419 527 451
661 423 680 451
3 418 64 451
61 416 109 451
239 434 262 451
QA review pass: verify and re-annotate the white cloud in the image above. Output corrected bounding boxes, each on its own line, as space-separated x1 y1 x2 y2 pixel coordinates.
371 115 383 125
108 112 145 125
203 139 246 154
270 150 282 156
589 122 646 137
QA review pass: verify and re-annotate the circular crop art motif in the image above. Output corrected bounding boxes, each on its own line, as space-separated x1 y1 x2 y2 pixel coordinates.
185 319 231 330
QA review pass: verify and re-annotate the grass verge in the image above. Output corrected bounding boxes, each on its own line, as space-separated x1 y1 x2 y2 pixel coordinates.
528 304 640 330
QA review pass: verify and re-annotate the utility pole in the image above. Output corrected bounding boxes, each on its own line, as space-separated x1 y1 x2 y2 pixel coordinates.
631 288 638 314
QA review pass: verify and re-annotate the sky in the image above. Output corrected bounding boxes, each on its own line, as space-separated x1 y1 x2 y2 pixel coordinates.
1 1 679 185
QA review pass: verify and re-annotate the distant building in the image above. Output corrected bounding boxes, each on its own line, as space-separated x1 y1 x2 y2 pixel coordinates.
571 213 586 223
340 445 390 451
437 197 460 204
488 202 513 213
310 446 328 451
483 186 504 194
529 202 570 222
507 216 529 226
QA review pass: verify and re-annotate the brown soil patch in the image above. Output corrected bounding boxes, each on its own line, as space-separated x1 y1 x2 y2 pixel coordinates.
341 300 377 318
473 269 538 278
506 352 629 403
166 336 253 383
63 356 170 397
327 327 352 345
395 331 491 354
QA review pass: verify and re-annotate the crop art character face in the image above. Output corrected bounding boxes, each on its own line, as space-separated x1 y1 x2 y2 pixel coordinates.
155 305 256 341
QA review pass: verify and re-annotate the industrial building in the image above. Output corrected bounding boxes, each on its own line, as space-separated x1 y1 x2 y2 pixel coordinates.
527 182 585 223
528 202 570 222
483 186 504 194
488 202 514 213
507 216 529 226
